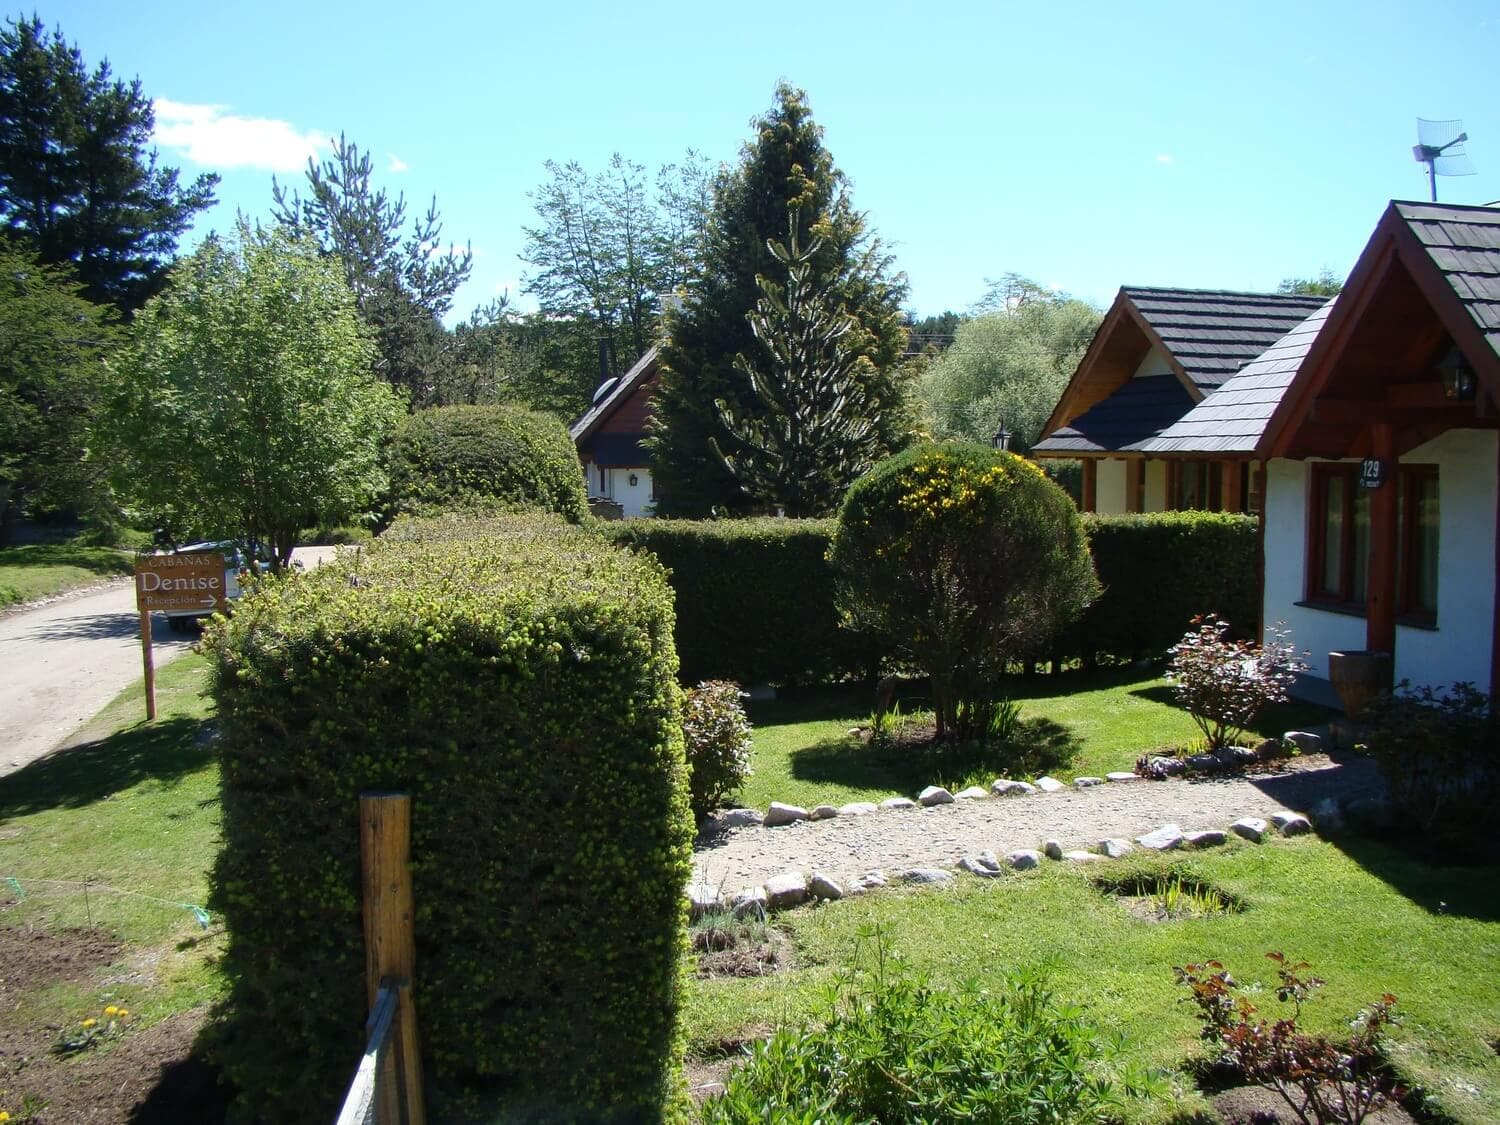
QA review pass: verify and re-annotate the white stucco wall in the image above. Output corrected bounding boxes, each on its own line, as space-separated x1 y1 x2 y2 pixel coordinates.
1144 460 1168 512
603 467 655 518
1096 458 1128 514
1261 430 1497 700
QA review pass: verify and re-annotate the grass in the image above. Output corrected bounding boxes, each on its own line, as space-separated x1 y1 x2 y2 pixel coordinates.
0 654 224 1035
683 837 1500 1123
736 667 1332 811
0 542 135 608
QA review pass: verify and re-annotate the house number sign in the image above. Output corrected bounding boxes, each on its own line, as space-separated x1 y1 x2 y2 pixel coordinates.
1359 458 1389 489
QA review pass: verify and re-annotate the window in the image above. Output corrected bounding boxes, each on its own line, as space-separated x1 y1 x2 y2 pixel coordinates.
1172 461 1223 512
1306 463 1438 622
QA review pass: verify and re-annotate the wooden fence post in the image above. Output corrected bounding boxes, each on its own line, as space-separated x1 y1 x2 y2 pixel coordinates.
359 792 426 1125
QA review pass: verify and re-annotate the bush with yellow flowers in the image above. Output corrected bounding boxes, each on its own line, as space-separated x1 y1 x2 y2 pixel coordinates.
52 1004 130 1056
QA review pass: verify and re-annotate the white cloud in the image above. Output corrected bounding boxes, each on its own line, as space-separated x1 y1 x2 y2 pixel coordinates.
153 99 329 172
1155 153 1175 165
388 153 409 174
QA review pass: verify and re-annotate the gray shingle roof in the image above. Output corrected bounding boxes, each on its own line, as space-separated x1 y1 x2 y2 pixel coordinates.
1140 301 1333 455
569 345 659 444
1394 201 1500 359
1031 374 1197 454
1124 287 1328 391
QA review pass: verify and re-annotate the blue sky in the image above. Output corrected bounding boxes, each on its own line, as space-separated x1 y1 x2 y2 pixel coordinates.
36 0 1500 320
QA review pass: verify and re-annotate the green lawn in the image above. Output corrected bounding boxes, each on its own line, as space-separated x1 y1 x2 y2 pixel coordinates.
737 668 1333 811
685 838 1500 1123
0 542 135 608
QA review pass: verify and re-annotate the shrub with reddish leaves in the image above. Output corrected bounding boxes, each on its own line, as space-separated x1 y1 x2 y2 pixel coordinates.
1167 615 1307 750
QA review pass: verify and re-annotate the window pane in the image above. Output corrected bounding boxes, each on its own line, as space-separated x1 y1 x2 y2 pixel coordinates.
1320 473 1344 595
1351 486 1370 604
1412 475 1439 615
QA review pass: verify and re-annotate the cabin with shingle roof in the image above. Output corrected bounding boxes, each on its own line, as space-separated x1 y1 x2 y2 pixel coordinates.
569 346 660 518
1033 287 1326 513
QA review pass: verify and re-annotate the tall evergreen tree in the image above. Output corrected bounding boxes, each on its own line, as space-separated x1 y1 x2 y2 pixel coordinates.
272 134 472 407
713 215 881 516
647 83 908 516
0 16 218 314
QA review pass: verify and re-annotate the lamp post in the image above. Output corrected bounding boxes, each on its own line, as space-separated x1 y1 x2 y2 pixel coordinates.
991 418 1012 452
1436 346 1476 402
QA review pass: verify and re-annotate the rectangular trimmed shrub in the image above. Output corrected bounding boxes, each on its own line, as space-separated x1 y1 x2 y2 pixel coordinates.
203 516 693 1123
601 518 871 686
1057 511 1260 663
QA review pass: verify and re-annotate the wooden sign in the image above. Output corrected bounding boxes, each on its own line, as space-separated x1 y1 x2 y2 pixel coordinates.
134 551 228 613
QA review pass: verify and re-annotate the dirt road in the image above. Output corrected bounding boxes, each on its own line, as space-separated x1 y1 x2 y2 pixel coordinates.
0 546 344 778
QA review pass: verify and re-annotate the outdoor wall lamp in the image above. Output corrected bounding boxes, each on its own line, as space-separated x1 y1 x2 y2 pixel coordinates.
1437 346 1477 401
628 473 639 487
991 418 1012 451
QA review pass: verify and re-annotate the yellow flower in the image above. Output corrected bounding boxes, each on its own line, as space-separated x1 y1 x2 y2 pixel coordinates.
104 1005 119 1017
2 1110 12 1121
81 1018 97 1028
117 1009 129 1018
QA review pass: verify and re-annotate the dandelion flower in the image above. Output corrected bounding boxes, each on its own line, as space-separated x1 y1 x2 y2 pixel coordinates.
81 1017 97 1028
117 1008 129 1018
104 1005 119 1017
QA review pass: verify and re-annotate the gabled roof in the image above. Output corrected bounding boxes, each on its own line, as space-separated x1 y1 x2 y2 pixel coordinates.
1126 287 1329 392
1032 375 1196 455
1264 201 1500 459
1036 287 1329 454
569 345 660 446
1141 301 1333 456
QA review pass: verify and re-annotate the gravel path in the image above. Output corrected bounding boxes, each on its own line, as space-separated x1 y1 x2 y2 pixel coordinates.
692 756 1383 889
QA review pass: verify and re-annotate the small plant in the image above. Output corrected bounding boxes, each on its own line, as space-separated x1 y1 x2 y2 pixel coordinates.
683 681 754 819
1175 953 1399 1124
1152 875 1229 920
869 696 906 741
702 924 1163 1122
1167 615 1307 750
52 1004 130 1056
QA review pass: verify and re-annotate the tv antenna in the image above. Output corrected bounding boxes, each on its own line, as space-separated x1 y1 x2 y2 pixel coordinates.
1412 118 1476 201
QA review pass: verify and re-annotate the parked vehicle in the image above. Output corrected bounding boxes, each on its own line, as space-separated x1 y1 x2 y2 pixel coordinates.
162 541 267 632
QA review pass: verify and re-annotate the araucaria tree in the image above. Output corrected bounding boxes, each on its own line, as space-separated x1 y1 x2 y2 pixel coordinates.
99 227 403 569
713 215 882 515
829 443 1099 741
649 83 909 516
273 134 472 407
0 16 217 313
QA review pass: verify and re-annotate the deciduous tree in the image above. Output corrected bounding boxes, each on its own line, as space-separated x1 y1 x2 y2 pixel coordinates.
0 16 217 313
649 83 909 516
99 227 402 568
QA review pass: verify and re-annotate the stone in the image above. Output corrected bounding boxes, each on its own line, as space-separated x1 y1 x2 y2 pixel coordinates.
1284 730 1324 755
897 867 954 886
731 886 767 919
1253 737 1284 760
1063 850 1105 863
1097 837 1133 858
1230 817 1267 843
975 850 1001 870
763 802 810 827
846 727 862 737
1271 811 1313 836
1106 771 1139 782
1187 753 1221 773
918 785 955 806
1214 746 1259 769
1345 796 1397 831
716 808 763 829
992 779 1037 796
1006 849 1043 871
808 872 844 901
1043 839 1063 860
809 804 840 821
1137 824 1185 851
686 883 725 921
1185 829 1228 848
1035 776 1066 793
958 855 1003 878
1073 776 1104 788
881 797 918 811
1145 756 1188 778
955 786 990 800
763 871 808 910
839 802 879 816
1309 798 1344 833
848 870 888 893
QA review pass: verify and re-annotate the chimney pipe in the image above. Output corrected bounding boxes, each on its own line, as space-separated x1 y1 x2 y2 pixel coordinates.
598 336 614 384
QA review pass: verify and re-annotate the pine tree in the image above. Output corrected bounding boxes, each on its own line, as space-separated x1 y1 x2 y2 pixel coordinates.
0 17 218 313
647 83 909 516
713 214 881 516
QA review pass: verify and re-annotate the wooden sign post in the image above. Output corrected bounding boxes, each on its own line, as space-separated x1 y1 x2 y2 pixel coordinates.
133 551 229 720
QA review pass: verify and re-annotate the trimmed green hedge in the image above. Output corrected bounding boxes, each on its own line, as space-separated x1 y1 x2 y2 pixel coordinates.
1057 511 1260 663
388 403 587 522
203 517 692 1122
601 518 871 686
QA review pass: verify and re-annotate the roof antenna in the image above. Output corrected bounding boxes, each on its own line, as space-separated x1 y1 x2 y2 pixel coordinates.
1412 118 1476 202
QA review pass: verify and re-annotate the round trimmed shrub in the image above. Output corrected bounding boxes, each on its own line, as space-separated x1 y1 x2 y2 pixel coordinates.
682 681 753 818
829 442 1098 740
388 403 587 521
